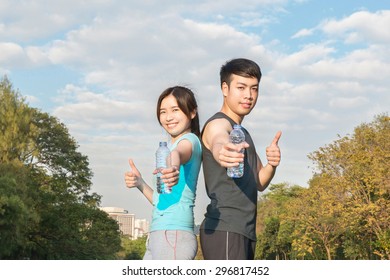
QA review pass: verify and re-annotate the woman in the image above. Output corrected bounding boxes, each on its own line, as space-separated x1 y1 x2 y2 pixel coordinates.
124 86 202 260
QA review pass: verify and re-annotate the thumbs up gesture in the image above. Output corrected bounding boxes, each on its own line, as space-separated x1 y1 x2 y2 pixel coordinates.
124 159 143 188
266 131 282 167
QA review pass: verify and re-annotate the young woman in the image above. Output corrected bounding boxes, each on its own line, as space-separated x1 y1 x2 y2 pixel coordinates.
124 86 202 260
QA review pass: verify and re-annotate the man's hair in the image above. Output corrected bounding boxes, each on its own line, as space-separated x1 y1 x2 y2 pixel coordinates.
220 58 262 87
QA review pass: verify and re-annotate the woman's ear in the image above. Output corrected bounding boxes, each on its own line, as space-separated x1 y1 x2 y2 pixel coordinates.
190 110 197 120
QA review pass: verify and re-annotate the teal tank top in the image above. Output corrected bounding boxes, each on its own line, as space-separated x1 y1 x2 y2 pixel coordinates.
150 133 202 233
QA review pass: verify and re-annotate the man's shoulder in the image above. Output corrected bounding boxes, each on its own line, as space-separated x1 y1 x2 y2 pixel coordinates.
205 112 233 124
203 114 231 132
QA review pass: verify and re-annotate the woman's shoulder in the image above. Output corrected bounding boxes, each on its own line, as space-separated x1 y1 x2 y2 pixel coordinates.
175 133 202 156
178 132 200 144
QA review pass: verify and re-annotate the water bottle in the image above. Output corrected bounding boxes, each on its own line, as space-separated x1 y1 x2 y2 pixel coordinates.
155 141 171 194
227 124 245 178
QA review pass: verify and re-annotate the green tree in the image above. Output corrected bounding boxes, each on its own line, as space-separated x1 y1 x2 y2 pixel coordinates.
0 76 38 164
33 202 121 259
256 183 304 260
0 76 121 259
0 163 39 259
117 236 147 260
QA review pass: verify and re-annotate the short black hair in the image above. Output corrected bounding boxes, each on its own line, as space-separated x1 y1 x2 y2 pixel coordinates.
220 58 262 87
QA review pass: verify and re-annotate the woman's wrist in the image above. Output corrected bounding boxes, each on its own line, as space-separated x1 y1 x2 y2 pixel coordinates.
171 165 179 171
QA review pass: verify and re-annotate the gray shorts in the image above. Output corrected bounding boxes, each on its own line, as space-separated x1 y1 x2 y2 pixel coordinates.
143 230 198 260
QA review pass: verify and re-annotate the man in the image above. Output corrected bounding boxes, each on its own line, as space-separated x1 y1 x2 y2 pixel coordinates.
200 58 281 260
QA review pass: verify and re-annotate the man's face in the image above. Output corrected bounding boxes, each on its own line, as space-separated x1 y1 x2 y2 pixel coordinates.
222 74 259 116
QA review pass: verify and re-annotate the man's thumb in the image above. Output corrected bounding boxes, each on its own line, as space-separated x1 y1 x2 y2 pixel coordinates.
128 159 137 171
272 131 282 146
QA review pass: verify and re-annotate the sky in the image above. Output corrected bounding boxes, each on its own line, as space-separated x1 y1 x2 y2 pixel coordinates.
1 0 389 224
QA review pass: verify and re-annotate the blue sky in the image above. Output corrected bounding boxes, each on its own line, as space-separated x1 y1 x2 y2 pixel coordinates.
1 0 389 223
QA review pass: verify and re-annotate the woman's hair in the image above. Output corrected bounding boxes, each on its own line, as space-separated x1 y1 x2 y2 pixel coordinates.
156 86 200 137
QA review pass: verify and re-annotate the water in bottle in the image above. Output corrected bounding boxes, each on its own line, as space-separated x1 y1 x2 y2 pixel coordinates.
155 141 171 194
227 124 245 178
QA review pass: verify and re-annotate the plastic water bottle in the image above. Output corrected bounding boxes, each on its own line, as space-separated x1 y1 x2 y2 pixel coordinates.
227 124 245 178
155 141 171 194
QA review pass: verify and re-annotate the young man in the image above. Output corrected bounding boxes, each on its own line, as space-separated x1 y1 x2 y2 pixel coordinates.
200 58 282 260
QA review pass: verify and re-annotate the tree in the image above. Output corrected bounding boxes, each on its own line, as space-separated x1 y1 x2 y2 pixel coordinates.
117 236 147 260
0 76 38 164
0 163 39 259
256 183 304 260
256 114 389 260
308 114 390 259
0 76 121 259
33 202 121 259
285 174 346 260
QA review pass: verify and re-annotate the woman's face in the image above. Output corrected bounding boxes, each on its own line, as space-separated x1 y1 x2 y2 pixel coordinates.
159 94 193 141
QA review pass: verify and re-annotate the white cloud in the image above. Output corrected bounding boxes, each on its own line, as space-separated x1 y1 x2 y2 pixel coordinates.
0 0 114 41
329 96 368 109
320 10 390 44
291 28 314 38
275 43 336 69
0 42 24 65
53 84 154 127
0 43 49 68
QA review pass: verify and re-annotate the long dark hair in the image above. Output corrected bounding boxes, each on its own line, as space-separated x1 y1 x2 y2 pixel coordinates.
156 86 200 137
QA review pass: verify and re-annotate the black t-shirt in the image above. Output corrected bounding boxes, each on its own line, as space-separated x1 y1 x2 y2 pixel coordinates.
200 112 259 241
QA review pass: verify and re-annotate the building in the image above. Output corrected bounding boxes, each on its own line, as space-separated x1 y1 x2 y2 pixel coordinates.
100 207 150 240
134 219 150 239
100 207 135 238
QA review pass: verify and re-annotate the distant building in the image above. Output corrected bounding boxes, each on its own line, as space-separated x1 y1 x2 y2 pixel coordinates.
100 207 135 238
134 219 150 239
100 207 149 240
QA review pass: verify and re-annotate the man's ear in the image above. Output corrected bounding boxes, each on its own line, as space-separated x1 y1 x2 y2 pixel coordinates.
222 82 229 97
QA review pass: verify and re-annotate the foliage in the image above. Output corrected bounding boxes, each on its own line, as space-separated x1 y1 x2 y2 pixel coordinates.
308 114 390 259
286 175 345 259
256 114 389 260
0 77 38 164
117 236 147 260
255 183 304 260
0 163 40 258
0 76 121 259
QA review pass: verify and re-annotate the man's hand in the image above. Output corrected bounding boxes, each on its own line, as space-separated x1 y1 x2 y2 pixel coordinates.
218 141 249 168
266 131 282 167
